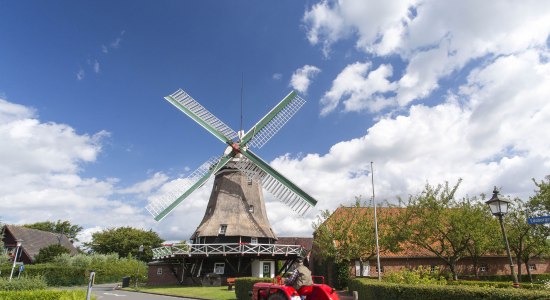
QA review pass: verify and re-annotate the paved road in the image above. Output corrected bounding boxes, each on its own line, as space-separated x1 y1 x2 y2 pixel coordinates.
84 284 198 300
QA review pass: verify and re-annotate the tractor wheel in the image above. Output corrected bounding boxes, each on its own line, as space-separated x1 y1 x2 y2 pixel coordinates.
267 292 288 300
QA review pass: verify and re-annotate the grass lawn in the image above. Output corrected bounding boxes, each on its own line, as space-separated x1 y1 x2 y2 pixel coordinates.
135 286 237 300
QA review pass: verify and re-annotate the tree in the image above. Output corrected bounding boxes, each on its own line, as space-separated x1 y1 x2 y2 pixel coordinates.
23 220 83 242
313 197 401 280
529 175 550 214
35 244 71 263
506 197 550 282
395 180 482 280
85 227 163 262
0 221 8 264
463 199 502 278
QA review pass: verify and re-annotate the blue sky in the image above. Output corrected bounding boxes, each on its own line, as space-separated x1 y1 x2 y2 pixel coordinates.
1 0 550 243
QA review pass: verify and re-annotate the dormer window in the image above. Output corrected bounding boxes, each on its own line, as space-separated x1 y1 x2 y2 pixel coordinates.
219 224 227 235
249 205 254 213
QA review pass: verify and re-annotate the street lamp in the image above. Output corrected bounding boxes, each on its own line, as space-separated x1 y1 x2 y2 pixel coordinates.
9 239 22 281
485 187 519 288
134 245 144 289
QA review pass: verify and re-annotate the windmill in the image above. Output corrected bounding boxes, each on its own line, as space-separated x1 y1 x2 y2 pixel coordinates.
145 88 318 282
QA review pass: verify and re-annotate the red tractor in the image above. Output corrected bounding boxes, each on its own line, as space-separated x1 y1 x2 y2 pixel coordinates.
250 276 340 300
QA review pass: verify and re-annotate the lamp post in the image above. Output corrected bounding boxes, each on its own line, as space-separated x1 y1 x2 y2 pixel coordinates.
9 239 22 281
485 187 519 288
134 245 144 289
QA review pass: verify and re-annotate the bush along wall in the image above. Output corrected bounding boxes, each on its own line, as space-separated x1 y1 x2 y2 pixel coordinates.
348 278 550 300
0 276 48 291
235 277 273 300
0 290 91 300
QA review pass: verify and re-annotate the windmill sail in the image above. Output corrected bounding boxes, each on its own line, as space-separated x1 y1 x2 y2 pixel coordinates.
165 89 238 144
148 88 317 222
146 155 233 221
240 91 306 149
236 150 317 216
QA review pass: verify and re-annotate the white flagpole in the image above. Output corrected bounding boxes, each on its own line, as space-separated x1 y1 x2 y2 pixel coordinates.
371 162 382 281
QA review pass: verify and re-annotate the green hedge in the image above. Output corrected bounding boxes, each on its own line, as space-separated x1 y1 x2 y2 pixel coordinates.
460 273 550 283
0 259 147 286
348 278 550 300
0 290 92 300
448 280 546 290
0 275 48 291
235 277 273 300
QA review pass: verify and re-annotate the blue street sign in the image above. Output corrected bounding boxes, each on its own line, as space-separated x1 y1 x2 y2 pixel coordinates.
527 216 550 225
19 264 24 272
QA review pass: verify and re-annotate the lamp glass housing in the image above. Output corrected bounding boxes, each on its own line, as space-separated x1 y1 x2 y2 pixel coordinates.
486 188 510 216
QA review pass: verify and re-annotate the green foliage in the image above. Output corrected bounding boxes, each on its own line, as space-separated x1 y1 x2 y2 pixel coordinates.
334 260 351 290
0 225 8 265
384 266 447 285
0 253 147 286
0 290 91 300
530 175 550 214
460 273 550 284
348 278 550 300
448 280 546 290
22 220 83 242
235 277 272 300
394 180 498 280
0 275 48 291
85 226 163 261
35 244 71 263
312 197 402 265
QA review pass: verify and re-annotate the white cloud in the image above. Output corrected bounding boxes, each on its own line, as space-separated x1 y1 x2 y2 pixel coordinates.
93 60 100 73
270 49 550 228
320 62 396 115
304 0 550 110
272 73 282 80
118 172 169 195
290 65 321 94
76 68 85 80
0 98 157 239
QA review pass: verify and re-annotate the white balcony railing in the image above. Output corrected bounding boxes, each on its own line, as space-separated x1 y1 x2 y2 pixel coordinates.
152 243 307 260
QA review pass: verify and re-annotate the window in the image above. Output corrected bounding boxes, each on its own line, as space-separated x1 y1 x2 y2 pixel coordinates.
247 178 253 185
528 264 537 271
480 264 488 272
251 237 258 244
157 267 163 275
219 225 227 235
214 263 225 274
375 265 384 273
249 205 254 213
354 261 369 277
430 265 437 273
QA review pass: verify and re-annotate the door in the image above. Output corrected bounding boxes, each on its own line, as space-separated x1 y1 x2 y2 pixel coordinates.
262 262 271 278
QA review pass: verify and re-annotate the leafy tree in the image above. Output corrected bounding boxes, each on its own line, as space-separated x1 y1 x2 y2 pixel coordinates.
23 220 83 242
529 175 550 214
313 197 401 277
395 180 481 280
35 244 71 263
463 199 502 278
0 222 8 265
85 227 163 262
506 198 550 282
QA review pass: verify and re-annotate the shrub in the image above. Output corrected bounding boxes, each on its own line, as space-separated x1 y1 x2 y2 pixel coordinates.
0 275 48 291
348 278 550 300
384 266 447 285
0 290 91 300
235 277 273 300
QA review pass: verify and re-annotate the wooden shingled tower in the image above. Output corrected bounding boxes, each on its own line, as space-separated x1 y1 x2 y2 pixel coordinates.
145 88 318 285
190 160 276 245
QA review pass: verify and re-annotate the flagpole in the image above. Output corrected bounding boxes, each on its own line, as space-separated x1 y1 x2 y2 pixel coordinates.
371 161 382 281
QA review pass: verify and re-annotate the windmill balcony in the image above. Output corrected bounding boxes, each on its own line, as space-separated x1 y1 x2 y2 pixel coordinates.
152 243 307 260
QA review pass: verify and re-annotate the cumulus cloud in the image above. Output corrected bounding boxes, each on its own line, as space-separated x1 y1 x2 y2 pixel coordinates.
304 0 550 111
269 49 550 233
0 98 158 240
290 65 321 94
320 62 396 115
